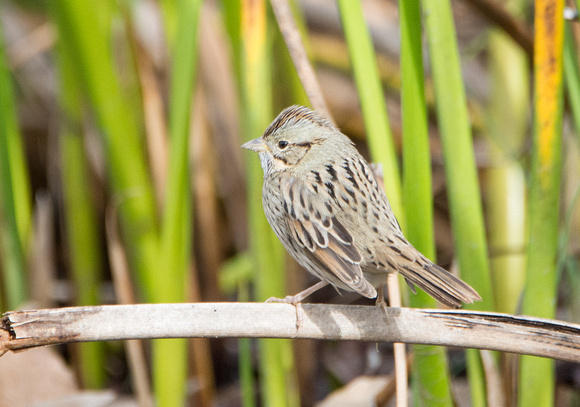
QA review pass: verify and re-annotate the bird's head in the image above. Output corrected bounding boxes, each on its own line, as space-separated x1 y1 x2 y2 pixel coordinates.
242 105 352 176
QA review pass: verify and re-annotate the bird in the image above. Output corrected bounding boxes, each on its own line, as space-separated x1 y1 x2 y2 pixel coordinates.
242 105 481 308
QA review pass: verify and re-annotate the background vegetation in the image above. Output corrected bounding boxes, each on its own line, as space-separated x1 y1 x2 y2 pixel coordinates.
0 0 579 406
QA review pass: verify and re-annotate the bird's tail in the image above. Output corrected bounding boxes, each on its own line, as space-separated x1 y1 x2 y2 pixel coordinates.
396 251 481 308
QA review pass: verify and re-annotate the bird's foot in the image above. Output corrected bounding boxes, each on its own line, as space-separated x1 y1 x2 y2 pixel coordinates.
266 295 301 305
265 281 330 333
266 296 304 334
375 288 389 320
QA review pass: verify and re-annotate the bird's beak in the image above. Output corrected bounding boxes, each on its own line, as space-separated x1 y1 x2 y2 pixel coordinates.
241 137 267 153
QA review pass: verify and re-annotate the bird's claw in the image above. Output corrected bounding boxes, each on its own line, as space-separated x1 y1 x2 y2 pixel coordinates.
265 296 304 334
266 295 300 305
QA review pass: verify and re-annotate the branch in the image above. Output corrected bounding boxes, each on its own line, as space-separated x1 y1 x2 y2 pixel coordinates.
2 303 579 362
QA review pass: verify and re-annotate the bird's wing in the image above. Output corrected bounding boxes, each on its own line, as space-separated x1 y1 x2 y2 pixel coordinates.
280 175 376 298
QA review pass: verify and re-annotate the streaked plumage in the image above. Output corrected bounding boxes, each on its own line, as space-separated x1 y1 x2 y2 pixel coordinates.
242 105 481 308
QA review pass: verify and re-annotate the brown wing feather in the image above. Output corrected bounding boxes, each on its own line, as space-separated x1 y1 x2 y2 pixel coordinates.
282 176 376 298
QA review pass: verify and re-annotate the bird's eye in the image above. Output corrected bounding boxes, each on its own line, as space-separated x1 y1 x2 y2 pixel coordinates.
278 140 289 150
